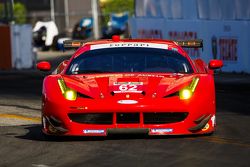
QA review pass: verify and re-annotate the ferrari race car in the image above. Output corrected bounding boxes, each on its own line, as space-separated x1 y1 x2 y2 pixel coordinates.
37 36 223 136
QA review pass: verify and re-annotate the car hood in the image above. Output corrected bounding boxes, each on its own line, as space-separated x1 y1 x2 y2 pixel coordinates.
62 73 196 98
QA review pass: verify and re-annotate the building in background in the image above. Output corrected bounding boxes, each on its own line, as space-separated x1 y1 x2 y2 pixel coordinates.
130 0 250 73
135 0 250 20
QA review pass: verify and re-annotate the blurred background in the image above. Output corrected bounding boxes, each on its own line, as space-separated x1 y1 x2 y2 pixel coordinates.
0 2 250 166
0 0 250 73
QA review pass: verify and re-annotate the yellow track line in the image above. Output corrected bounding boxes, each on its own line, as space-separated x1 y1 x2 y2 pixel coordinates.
201 136 250 147
0 114 40 122
188 136 250 148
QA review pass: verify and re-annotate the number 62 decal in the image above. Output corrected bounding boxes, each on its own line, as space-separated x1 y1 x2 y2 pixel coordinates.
113 82 143 93
119 84 138 91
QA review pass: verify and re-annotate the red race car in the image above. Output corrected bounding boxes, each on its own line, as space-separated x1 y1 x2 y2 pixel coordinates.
37 36 223 136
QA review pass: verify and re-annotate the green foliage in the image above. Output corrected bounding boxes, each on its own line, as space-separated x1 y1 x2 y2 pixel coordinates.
101 0 134 15
0 3 4 19
14 2 27 24
100 0 134 26
0 2 27 24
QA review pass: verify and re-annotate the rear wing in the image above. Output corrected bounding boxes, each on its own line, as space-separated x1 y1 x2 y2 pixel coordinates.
63 40 85 48
175 39 203 49
63 39 203 49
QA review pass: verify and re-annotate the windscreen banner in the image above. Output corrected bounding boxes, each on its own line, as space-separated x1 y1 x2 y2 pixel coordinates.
129 18 250 73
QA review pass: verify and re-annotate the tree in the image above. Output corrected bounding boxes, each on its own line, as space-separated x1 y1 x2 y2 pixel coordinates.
13 2 27 24
0 2 27 24
100 0 134 26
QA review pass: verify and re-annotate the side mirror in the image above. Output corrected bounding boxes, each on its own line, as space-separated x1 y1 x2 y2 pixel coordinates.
37 61 51 71
209 59 223 70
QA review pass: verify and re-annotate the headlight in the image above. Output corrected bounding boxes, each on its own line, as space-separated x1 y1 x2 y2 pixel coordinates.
64 89 77 101
179 88 192 100
179 77 199 100
58 79 77 101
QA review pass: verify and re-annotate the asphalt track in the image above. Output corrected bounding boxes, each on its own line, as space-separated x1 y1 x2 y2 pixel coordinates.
0 51 250 167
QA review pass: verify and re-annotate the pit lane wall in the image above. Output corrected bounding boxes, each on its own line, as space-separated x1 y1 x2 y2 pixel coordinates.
129 19 250 73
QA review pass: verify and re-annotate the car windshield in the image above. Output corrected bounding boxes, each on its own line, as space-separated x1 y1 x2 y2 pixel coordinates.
66 47 194 74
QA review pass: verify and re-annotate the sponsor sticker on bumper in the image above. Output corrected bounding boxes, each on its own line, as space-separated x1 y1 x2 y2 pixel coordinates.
117 100 138 104
83 129 106 135
150 128 173 135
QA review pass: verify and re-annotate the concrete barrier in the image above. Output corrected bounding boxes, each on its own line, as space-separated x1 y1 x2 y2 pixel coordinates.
129 18 250 73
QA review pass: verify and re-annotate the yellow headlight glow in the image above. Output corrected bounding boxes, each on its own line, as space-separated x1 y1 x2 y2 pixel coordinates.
179 77 199 100
58 79 77 101
189 77 199 92
58 79 67 94
179 88 193 100
64 89 77 101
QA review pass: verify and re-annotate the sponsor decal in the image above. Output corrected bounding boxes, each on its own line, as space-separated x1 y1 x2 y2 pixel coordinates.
212 36 238 61
42 116 46 129
83 129 105 134
211 115 216 127
113 82 143 93
114 82 143 85
219 37 238 61
138 29 163 39
90 42 168 50
137 74 164 78
85 74 165 79
117 100 138 104
151 128 173 133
